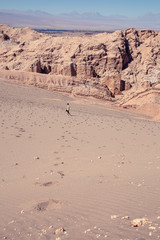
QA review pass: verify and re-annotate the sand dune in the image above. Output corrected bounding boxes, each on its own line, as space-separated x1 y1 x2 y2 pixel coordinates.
0 79 160 239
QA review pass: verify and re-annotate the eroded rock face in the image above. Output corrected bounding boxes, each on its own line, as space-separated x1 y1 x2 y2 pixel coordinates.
0 25 160 101
0 31 10 42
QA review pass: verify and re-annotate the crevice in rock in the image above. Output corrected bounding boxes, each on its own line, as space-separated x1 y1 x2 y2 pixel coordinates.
70 63 77 76
40 65 51 74
122 39 133 70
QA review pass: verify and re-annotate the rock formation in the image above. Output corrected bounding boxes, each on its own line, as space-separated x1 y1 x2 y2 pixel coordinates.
0 25 160 119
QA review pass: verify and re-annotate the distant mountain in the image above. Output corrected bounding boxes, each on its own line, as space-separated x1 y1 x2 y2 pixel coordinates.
0 9 160 30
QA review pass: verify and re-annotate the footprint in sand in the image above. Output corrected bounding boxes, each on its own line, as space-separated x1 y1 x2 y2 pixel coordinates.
54 151 59 154
21 198 62 213
57 171 65 178
16 135 21 138
35 199 62 211
34 181 59 187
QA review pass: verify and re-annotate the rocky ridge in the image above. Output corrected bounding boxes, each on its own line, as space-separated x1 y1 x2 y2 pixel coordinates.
0 25 160 119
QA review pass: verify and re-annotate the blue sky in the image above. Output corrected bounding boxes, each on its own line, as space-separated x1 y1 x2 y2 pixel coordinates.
0 0 160 17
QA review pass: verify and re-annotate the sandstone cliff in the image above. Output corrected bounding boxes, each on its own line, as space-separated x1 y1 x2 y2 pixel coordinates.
0 25 160 119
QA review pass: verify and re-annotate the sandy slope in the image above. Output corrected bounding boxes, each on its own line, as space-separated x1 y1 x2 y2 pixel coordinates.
0 80 160 240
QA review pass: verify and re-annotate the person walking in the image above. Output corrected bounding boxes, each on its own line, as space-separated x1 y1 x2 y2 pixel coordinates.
66 103 71 116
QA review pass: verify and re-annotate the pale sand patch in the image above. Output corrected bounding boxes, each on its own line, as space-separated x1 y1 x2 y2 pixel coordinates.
0 80 160 240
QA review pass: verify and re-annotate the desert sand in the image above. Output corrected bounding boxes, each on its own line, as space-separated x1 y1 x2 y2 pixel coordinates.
0 79 160 240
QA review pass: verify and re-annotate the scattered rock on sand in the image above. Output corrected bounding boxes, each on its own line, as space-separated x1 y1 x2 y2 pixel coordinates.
137 183 142 187
54 227 65 235
48 225 53 229
111 215 119 219
131 218 148 227
84 229 91 233
20 210 24 214
121 216 130 220
149 226 156 230
8 220 15 224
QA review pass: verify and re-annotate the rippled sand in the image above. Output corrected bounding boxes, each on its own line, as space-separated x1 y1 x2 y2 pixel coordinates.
0 80 160 240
